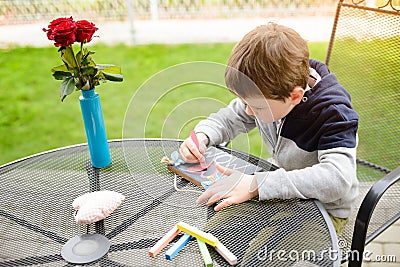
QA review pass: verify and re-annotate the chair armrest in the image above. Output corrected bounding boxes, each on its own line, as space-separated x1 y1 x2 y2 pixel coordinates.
348 166 400 267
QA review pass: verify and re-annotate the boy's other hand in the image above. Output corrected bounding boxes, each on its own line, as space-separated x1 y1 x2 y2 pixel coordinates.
196 164 259 211
179 132 208 163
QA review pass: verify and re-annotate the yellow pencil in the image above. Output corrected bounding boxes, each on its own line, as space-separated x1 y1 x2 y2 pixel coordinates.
176 222 219 247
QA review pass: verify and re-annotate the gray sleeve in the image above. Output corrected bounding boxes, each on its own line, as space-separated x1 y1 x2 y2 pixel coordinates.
255 147 359 217
195 98 257 146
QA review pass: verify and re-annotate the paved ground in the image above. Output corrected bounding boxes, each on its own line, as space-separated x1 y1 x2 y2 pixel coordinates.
0 16 334 47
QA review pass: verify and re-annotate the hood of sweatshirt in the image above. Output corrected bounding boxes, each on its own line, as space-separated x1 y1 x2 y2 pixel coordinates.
281 59 359 152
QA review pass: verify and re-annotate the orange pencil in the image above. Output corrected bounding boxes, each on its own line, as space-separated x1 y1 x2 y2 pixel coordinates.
148 226 181 257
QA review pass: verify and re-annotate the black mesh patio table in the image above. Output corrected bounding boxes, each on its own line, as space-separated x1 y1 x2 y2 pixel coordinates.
0 139 340 266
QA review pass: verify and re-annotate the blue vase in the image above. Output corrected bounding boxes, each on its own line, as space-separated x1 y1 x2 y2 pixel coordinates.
79 88 111 168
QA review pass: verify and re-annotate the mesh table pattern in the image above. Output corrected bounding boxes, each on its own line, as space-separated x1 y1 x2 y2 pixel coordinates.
0 139 339 266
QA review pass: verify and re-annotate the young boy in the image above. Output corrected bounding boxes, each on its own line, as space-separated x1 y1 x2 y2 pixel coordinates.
179 22 359 235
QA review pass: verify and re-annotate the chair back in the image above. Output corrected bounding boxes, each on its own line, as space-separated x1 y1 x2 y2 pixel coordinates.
325 0 400 259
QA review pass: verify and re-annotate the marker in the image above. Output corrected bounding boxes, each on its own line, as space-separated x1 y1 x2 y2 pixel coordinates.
165 233 193 260
176 222 219 247
149 226 180 257
215 241 238 265
197 238 213 267
190 130 207 169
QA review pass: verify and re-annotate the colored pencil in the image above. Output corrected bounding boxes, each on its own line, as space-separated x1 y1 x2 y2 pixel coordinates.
215 241 238 265
197 238 213 267
165 233 193 260
190 130 207 169
177 222 219 246
149 226 181 257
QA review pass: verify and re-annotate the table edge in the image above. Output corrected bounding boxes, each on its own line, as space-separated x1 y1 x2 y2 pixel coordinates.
314 199 341 266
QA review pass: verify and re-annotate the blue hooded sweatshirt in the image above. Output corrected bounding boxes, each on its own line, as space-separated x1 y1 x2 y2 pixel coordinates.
195 59 359 218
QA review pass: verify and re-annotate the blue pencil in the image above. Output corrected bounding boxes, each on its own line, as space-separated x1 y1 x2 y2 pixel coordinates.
165 233 193 260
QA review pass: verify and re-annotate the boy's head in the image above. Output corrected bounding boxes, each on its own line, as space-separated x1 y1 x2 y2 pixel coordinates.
225 22 310 101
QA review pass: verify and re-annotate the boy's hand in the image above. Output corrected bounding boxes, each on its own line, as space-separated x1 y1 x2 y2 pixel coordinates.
196 164 259 211
179 132 208 163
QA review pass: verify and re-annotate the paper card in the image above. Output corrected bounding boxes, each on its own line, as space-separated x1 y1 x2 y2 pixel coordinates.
168 146 262 188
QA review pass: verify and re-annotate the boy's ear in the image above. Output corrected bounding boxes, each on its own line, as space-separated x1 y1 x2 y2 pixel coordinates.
289 86 305 105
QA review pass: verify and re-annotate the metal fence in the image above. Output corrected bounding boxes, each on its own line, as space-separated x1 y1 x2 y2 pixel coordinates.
1 0 340 25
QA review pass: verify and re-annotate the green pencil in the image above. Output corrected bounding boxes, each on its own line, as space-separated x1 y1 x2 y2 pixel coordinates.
196 238 213 267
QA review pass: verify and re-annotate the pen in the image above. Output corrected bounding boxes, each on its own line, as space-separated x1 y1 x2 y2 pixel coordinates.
190 130 207 169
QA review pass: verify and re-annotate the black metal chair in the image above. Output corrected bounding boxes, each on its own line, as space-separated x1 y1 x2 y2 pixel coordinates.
325 0 400 265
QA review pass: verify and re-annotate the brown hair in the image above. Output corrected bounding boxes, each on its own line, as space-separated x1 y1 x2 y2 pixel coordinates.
225 22 310 100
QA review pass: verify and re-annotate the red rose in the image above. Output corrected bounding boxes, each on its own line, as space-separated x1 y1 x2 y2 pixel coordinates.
43 17 76 47
75 20 98 43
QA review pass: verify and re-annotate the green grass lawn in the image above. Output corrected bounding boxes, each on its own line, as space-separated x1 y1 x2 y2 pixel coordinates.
1 42 328 165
